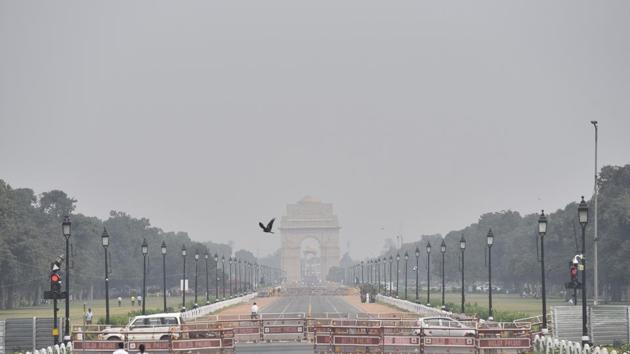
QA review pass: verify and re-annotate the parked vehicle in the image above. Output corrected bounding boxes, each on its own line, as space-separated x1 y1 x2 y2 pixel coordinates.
99 313 182 341
412 316 476 337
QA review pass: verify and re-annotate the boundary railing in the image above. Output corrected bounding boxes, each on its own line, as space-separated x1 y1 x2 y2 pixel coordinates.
534 335 630 354
181 292 257 321
21 342 72 354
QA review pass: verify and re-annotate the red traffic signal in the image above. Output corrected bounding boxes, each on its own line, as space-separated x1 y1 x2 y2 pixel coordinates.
51 273 61 283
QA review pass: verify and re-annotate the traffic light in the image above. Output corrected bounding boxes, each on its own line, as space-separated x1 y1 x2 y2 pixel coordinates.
44 256 65 300
51 272 62 294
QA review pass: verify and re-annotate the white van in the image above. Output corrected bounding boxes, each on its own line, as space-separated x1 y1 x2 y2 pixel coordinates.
100 313 182 341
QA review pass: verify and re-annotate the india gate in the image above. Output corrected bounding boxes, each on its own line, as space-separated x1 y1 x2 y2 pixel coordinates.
279 196 341 283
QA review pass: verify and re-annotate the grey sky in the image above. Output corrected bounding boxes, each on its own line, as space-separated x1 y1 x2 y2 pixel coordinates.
1 1 629 258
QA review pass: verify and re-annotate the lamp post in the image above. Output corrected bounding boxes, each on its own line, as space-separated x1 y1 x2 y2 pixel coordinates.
229 257 233 296
578 196 589 345
214 254 219 302
388 256 393 297
460 234 466 314
194 251 199 307
62 216 71 342
221 255 226 299
377 258 381 293
181 245 187 311
404 252 409 299
487 229 494 321
367 260 371 285
415 247 420 301
204 252 209 304
141 239 148 315
441 239 446 309
161 241 167 312
101 228 110 324
396 254 400 298
591 120 599 306
382 258 387 294
538 210 549 333
361 261 364 285
236 258 240 295
426 242 431 306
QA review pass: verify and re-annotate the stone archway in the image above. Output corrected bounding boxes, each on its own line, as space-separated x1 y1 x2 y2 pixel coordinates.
279 197 341 283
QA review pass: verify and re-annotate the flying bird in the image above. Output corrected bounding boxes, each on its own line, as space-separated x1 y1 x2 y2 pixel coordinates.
259 218 275 234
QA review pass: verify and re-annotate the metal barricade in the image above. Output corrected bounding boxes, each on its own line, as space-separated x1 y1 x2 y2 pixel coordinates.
477 322 532 354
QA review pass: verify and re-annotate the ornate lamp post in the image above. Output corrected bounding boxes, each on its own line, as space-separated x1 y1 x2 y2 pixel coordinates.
141 239 148 315
367 260 371 285
578 196 589 345
221 255 226 299
426 241 431 306
229 257 233 296
441 239 446 309
214 254 219 301
62 216 71 341
415 247 420 301
396 253 400 298
404 251 409 299
161 241 167 312
388 256 393 297
460 234 466 314
487 229 495 321
377 258 381 293
361 261 364 285
101 228 110 323
538 210 549 334
194 251 199 307
382 258 387 294
181 245 187 311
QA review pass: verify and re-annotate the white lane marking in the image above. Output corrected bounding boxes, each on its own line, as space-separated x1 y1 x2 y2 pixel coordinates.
325 296 339 313
279 296 293 314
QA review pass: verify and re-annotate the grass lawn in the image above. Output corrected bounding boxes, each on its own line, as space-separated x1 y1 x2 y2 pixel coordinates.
0 295 215 323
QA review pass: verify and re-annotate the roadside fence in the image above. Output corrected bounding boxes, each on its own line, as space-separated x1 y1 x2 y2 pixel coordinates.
534 335 630 354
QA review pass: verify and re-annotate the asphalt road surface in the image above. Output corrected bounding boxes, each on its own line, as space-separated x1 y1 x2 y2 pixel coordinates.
237 295 362 354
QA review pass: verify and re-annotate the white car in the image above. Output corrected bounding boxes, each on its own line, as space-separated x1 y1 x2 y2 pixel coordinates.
100 313 182 341
412 316 476 337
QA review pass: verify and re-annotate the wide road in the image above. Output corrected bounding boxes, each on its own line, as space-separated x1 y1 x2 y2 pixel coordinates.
238 295 362 354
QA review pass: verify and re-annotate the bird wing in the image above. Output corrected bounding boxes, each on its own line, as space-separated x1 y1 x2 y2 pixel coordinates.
267 218 276 230
258 222 266 230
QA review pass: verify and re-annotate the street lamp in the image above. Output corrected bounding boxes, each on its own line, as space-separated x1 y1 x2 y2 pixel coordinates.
460 234 466 314
441 239 446 309
426 241 431 306
388 256 393 297
361 261 364 285
204 252 209 304
101 228 110 324
161 241 167 312
377 258 381 293
181 245 187 311
404 252 409 299
229 257 233 296
61 216 71 342
214 254 219 302
141 239 148 315
221 255 225 299
538 210 549 334
578 196 589 345
487 229 494 321
194 251 199 307
415 247 420 301
396 253 400 298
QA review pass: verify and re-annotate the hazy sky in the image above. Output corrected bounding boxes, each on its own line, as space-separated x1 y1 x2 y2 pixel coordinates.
1 1 629 258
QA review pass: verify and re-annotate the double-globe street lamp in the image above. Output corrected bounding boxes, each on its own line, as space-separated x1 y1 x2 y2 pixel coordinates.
426 242 431 306
62 216 71 342
181 245 187 311
101 228 110 324
487 229 495 321
460 234 466 314
161 241 167 312
441 239 446 309
578 196 589 346
538 210 549 334
141 239 148 315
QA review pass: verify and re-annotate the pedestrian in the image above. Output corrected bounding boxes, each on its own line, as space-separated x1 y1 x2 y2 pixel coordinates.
113 342 128 354
131 296 136 306
250 302 259 319
137 295 142 307
137 344 148 354
118 297 122 307
84 308 94 325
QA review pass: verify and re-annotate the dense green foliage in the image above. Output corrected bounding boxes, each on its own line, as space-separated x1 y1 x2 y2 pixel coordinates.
0 181 238 309
378 165 630 302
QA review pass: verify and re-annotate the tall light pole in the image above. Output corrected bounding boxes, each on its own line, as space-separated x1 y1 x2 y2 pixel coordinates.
221 255 226 299
460 234 466 314
229 257 233 296
382 259 387 294
141 239 148 315
396 254 400 298
101 228 110 324
578 196 589 345
591 120 599 305
377 258 381 293
194 251 199 307
361 261 364 285
61 216 71 342
388 256 393 297
161 241 167 312
204 252 209 304
426 242 431 306
181 245 187 311
404 252 409 300
236 258 241 294
214 254 219 302
440 239 446 309
487 229 494 321
415 247 420 301
538 210 549 334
